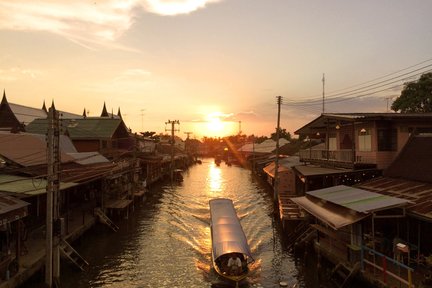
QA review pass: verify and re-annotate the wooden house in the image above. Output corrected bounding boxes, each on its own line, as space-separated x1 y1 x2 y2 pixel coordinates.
26 116 131 160
293 113 432 194
291 133 432 288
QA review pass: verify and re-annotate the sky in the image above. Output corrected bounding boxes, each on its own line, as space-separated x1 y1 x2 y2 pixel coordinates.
1 0 432 139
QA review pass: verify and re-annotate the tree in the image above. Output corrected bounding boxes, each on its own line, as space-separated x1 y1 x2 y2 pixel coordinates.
391 72 432 113
270 128 292 141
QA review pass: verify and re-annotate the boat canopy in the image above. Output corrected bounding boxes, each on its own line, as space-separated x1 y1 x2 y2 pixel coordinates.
209 198 253 262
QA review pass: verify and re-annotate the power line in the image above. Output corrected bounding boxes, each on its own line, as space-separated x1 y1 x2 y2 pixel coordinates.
284 59 432 106
284 68 432 107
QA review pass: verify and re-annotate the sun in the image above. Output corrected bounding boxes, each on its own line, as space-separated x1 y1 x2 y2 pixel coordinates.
207 116 223 132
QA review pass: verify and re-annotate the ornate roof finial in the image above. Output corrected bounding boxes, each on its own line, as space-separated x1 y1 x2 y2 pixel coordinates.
1 89 7 104
83 108 87 118
101 102 109 117
117 107 122 119
42 100 47 113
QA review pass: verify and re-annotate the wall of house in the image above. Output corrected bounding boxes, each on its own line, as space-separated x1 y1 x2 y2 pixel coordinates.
73 140 100 152
277 170 296 195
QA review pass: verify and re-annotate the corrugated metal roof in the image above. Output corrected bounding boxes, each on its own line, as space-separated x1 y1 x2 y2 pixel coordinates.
0 195 29 214
238 139 289 153
357 177 432 220
0 132 75 166
294 165 351 176
67 152 109 165
291 196 368 230
307 185 409 213
0 174 78 196
384 135 432 183
263 156 301 177
294 112 432 135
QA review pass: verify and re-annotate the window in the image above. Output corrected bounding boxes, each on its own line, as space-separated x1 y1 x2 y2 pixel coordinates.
358 129 371 151
377 128 397 151
328 136 337 151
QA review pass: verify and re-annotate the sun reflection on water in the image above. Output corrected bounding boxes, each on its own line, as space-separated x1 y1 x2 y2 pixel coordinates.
207 163 223 193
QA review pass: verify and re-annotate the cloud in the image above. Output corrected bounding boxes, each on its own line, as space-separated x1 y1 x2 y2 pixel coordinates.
0 0 222 49
0 67 42 82
142 0 222 16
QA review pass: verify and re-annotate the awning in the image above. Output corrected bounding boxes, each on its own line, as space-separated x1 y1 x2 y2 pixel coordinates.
209 198 253 262
0 195 29 225
0 174 79 197
291 196 368 230
294 165 351 177
307 185 410 213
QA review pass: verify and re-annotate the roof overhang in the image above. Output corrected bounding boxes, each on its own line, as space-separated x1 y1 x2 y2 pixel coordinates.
291 196 368 230
307 185 410 213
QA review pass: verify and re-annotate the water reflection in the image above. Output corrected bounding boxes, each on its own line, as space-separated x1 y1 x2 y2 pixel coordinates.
57 160 302 287
208 162 223 192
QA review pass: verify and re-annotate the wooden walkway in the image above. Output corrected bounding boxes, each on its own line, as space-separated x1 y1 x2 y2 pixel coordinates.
277 191 305 222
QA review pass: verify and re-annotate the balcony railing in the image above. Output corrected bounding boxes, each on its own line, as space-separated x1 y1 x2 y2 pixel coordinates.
299 149 376 168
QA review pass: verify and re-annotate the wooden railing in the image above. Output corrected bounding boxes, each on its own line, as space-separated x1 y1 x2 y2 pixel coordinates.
299 149 375 165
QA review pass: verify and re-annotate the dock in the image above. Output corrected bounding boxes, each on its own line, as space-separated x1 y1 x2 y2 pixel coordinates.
0 209 96 288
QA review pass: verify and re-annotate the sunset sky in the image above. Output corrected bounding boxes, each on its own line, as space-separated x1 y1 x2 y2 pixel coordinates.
1 0 432 139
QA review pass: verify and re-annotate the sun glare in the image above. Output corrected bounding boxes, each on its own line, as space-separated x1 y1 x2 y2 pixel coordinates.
193 111 236 138
207 116 223 132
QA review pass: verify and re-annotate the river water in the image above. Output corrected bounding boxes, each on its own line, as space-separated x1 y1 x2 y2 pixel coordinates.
55 159 368 288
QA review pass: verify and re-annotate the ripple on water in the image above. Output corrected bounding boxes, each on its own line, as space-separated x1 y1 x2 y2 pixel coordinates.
59 160 304 288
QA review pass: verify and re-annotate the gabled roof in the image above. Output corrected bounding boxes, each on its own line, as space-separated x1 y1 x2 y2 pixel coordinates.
263 156 301 177
0 132 75 166
26 117 127 139
9 103 47 125
238 138 289 153
0 132 109 167
295 112 432 135
384 134 432 183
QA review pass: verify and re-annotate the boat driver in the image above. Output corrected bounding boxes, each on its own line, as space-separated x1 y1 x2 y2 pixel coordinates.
227 253 242 275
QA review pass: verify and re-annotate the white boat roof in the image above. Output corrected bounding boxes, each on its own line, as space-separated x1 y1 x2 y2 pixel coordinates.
209 198 253 261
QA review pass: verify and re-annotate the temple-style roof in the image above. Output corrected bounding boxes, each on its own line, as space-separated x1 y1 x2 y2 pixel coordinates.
26 117 128 139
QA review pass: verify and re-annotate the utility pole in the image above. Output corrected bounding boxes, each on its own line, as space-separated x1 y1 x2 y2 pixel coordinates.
274 96 282 202
140 109 146 131
46 105 60 287
184 132 193 139
322 73 325 113
184 132 193 159
165 120 180 180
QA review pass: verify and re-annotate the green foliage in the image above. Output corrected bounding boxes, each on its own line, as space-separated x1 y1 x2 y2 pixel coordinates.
391 72 432 113
270 128 292 141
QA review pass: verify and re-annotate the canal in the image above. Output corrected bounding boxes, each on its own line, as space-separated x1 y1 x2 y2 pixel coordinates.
53 159 368 288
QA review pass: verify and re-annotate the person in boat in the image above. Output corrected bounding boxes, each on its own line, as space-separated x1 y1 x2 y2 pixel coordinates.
227 253 242 276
